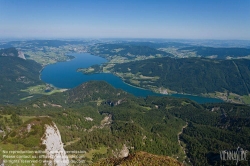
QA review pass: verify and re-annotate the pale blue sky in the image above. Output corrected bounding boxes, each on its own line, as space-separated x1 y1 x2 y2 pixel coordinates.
0 0 249 39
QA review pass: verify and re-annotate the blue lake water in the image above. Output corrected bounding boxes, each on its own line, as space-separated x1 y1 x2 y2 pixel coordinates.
41 53 223 104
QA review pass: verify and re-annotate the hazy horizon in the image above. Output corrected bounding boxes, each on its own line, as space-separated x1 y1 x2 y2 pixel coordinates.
0 0 250 40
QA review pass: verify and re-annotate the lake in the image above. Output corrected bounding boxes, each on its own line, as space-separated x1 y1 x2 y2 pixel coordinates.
41 53 223 104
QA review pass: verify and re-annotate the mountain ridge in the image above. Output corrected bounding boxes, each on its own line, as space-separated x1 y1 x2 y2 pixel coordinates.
0 47 25 60
111 57 250 102
0 48 43 104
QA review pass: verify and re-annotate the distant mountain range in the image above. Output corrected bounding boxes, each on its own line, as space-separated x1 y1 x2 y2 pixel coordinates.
0 40 87 49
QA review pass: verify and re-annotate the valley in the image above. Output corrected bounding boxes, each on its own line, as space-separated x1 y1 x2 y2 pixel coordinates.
0 40 250 165
1 0 250 165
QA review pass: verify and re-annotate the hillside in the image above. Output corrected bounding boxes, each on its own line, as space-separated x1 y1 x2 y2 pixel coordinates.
0 47 26 59
0 81 249 165
0 47 19 57
0 51 44 104
179 46 250 59
93 151 183 166
0 116 69 166
89 43 173 60
0 81 188 164
22 81 135 109
111 57 250 103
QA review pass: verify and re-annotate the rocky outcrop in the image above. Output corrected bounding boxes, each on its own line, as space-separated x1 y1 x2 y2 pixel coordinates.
18 50 26 60
118 144 129 158
42 122 69 166
104 99 125 106
26 124 31 133
112 144 129 159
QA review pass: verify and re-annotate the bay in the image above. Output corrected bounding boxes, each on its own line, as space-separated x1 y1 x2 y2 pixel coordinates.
41 53 223 104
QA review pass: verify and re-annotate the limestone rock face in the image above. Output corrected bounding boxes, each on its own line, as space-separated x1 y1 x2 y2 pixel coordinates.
42 123 69 166
18 50 26 60
119 144 129 158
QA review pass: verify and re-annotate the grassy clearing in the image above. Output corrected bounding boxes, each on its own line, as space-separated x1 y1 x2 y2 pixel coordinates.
139 106 151 110
89 99 104 106
166 105 175 110
206 92 250 105
138 75 159 80
150 86 176 95
115 72 159 88
113 48 124 52
84 146 107 161
129 79 140 86
77 67 96 74
96 99 104 106
181 101 190 106
242 95 250 105
20 85 66 100
20 116 37 123
84 67 95 73
20 96 34 101
108 56 129 63
103 63 115 73
64 138 81 148
1 115 37 123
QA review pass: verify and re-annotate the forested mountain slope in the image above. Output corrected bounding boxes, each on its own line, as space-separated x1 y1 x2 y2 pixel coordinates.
0 49 44 104
0 47 19 57
112 57 250 96
179 46 250 59
1 81 249 165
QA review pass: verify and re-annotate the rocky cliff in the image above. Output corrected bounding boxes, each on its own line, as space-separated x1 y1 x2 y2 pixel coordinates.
42 122 69 166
